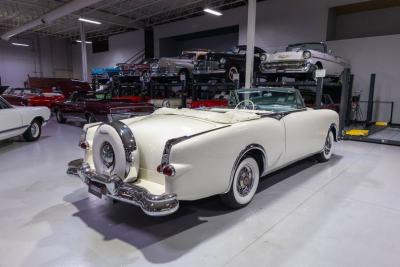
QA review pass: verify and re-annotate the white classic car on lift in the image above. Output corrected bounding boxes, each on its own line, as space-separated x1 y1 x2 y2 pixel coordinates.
260 42 350 81
0 96 51 142
67 87 339 216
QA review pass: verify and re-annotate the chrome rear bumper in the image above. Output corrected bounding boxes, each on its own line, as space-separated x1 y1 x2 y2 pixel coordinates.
67 159 179 216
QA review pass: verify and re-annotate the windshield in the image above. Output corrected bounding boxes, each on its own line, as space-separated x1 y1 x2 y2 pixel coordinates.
181 52 197 59
287 43 325 53
233 87 305 113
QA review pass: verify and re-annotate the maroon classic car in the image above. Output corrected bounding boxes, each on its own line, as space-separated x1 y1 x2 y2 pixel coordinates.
302 91 339 112
117 58 158 80
53 91 154 124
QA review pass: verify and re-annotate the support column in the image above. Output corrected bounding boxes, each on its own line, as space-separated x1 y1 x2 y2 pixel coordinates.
80 21 88 82
339 68 351 136
245 0 256 88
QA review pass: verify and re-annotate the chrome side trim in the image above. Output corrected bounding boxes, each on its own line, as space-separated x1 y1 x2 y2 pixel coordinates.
160 125 231 167
66 159 179 216
329 123 338 141
223 144 267 194
107 121 136 162
0 125 29 134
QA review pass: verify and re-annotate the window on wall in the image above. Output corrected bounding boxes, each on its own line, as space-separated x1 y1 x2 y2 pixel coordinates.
327 0 400 41
92 38 109 53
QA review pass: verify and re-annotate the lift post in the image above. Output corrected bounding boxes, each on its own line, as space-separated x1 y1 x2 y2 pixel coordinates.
366 73 376 126
315 76 324 109
339 68 351 137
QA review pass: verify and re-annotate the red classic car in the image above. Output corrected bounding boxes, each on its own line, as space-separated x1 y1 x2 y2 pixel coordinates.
2 87 65 109
27 77 91 98
53 91 154 124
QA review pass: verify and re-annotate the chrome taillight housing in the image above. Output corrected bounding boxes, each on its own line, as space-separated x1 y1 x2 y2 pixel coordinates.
79 129 89 150
157 164 176 177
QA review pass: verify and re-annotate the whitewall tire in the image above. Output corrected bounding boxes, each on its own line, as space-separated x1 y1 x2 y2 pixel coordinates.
23 120 42 142
316 131 334 162
221 156 260 208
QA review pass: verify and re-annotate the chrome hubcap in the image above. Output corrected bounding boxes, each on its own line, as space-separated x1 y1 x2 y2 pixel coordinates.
324 134 332 155
236 165 254 197
31 123 39 137
100 142 115 169
229 67 238 80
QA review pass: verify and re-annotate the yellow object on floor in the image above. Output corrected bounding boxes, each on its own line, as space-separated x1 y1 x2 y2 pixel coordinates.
375 121 388 126
345 129 370 136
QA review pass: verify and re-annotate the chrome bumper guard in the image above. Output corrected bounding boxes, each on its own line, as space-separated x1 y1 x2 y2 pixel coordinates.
67 159 179 216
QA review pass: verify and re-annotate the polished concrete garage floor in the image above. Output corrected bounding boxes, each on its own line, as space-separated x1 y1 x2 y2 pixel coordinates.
1 119 400 267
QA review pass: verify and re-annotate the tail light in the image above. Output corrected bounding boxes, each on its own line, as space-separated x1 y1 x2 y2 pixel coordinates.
79 130 89 150
157 164 176 177
79 140 90 150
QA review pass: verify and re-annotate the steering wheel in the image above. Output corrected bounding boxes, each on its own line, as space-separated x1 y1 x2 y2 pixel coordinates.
235 99 255 110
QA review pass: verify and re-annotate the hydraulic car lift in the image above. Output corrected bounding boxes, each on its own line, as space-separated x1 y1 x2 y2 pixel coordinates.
342 73 400 146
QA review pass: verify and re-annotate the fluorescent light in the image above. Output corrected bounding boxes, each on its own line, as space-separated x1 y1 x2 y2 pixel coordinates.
78 17 102 25
204 8 222 16
76 40 92 44
11 42 30 47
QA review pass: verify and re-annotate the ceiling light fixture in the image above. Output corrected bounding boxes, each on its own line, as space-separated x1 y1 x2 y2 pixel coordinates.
76 40 92 44
204 8 222 16
11 42 30 47
78 17 102 25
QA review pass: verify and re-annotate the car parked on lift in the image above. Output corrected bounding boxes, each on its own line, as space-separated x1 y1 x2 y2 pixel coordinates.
2 87 65 109
150 49 211 82
193 45 266 83
260 42 350 82
53 91 154 124
0 96 50 142
67 87 339 216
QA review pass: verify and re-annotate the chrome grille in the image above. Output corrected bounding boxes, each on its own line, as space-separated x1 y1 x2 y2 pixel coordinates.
196 60 220 71
264 61 307 68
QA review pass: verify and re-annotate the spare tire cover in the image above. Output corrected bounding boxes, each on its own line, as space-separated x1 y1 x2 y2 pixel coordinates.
92 124 128 179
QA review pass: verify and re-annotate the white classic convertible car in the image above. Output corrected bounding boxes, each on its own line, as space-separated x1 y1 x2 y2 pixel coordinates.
0 96 50 142
67 87 339 216
260 42 350 81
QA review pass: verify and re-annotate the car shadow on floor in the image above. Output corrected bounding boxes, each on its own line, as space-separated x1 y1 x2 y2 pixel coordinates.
56 154 342 263
0 136 51 153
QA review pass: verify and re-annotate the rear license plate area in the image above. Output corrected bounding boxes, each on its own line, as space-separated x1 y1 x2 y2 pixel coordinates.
88 181 106 199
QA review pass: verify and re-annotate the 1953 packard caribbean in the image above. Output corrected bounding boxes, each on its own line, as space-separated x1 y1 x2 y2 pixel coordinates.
67 87 339 216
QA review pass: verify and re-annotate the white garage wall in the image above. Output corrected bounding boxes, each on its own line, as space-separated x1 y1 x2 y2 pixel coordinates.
328 35 400 123
0 36 72 87
71 30 144 80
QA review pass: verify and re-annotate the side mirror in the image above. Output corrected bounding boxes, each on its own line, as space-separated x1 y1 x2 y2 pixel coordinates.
328 49 333 54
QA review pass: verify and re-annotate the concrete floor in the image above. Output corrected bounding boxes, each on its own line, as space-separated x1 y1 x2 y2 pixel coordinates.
1 119 400 267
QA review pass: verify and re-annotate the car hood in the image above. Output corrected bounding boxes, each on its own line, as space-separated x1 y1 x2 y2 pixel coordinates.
267 51 304 62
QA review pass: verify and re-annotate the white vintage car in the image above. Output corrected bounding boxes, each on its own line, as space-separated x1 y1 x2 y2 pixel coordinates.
0 96 51 141
67 87 339 216
260 42 350 81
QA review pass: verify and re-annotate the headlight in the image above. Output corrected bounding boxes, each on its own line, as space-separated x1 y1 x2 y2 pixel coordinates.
260 54 267 61
220 58 226 64
303 51 311 59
